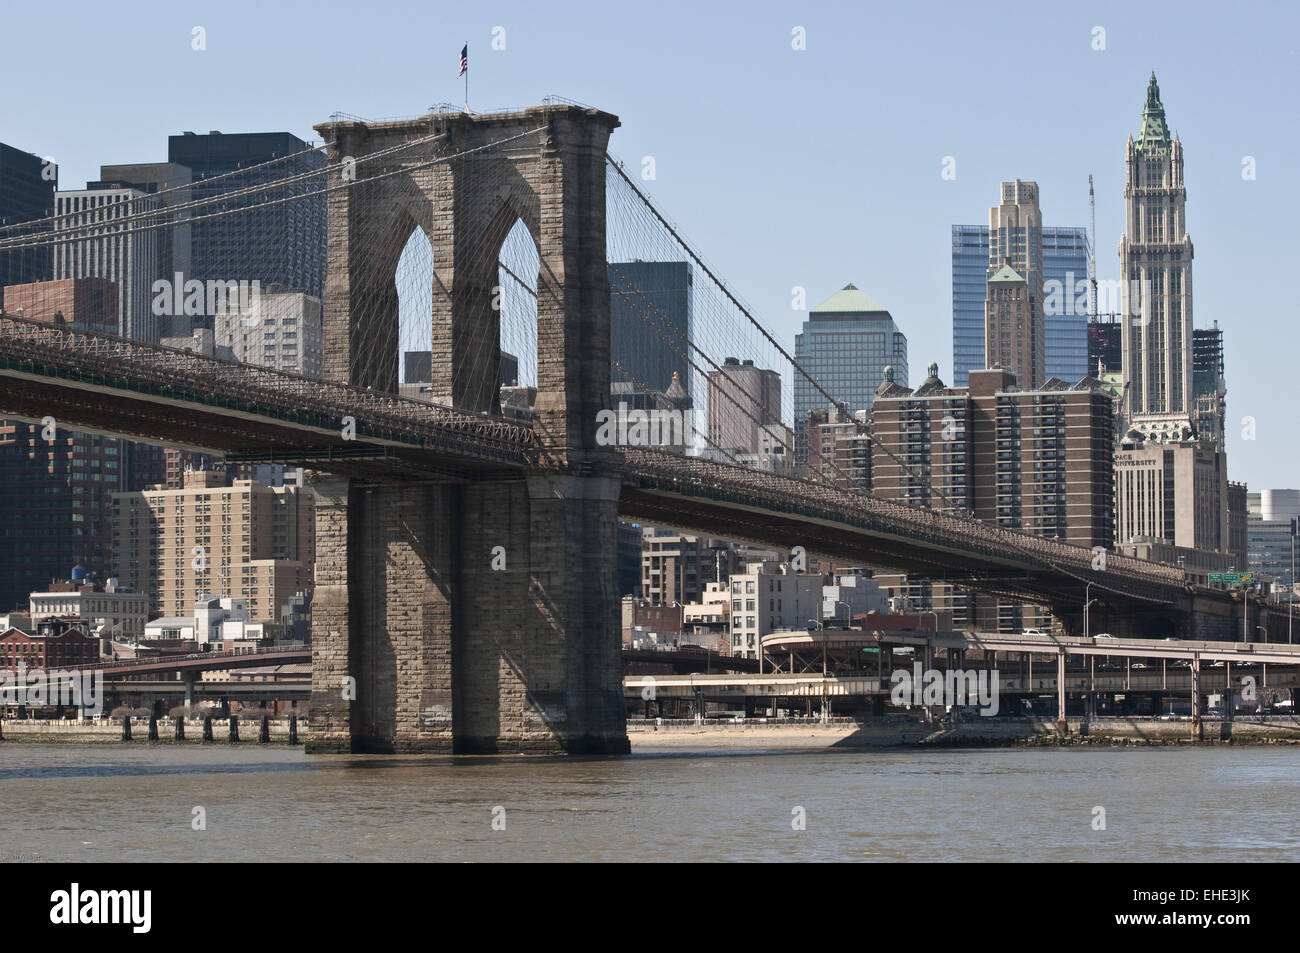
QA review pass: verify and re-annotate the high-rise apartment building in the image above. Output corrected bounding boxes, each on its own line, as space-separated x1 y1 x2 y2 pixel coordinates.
215 291 323 377
1119 74 1195 441
804 408 870 490
873 366 1114 547
0 277 129 610
53 186 162 341
706 357 782 455
110 469 314 621
871 365 1114 631
640 529 721 606
608 260 693 399
0 141 55 300
0 423 126 612
793 284 907 465
167 131 326 300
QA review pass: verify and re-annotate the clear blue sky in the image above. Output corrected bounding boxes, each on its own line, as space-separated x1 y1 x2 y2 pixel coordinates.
5 0 1297 488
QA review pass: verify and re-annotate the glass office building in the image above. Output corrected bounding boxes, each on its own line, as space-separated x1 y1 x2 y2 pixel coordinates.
793 284 907 465
952 225 1091 386
168 131 326 305
608 260 693 400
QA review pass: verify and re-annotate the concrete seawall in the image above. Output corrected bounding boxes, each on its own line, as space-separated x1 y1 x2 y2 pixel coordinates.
628 716 1300 749
9 716 1299 749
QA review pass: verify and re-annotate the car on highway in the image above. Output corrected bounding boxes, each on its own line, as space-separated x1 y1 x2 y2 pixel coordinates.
1022 628 1048 637
1094 633 1118 640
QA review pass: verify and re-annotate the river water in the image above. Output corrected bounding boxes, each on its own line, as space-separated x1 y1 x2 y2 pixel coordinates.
1 743 1296 862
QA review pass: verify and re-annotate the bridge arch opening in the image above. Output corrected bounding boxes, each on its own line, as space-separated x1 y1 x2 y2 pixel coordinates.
394 224 435 394
497 217 539 397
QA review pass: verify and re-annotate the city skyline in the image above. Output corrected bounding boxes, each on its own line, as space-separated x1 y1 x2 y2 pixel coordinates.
6 3 1289 489
1 2 1299 877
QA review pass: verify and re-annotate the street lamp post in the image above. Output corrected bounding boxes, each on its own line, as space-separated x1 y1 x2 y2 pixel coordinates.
1083 583 1100 718
1290 518 1296 645
1083 583 1099 640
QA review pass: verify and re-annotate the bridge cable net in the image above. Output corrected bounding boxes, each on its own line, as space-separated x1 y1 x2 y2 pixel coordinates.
0 125 548 459
603 155 1183 607
0 121 1185 610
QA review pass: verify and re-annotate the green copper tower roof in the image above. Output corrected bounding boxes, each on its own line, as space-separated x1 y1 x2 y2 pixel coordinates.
988 262 1024 283
1135 72 1172 155
811 283 889 314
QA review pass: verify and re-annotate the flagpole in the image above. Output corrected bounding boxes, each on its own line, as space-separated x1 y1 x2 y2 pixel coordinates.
464 40 468 113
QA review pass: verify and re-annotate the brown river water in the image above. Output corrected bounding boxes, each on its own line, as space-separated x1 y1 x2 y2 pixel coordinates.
1 744 1297 861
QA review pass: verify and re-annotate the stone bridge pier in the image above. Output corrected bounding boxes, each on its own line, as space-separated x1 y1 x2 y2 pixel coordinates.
306 104 628 753
307 472 626 753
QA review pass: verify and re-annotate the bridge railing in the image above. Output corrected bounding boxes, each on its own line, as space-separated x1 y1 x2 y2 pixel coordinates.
78 646 308 673
0 315 534 464
622 448 1187 601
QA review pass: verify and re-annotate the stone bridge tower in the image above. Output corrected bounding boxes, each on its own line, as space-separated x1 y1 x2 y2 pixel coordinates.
306 105 628 754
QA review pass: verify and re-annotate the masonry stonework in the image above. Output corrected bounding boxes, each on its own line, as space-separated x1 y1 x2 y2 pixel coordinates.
306 105 628 754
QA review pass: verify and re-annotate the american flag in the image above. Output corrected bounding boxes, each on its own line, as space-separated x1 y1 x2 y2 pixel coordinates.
458 45 467 77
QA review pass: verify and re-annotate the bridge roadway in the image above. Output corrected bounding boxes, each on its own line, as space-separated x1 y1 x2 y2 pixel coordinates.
83 647 310 677
626 632 1300 702
0 315 1210 615
97 679 310 701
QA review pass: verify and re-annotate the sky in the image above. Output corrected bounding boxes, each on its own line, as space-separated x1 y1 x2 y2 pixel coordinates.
4 0 1297 489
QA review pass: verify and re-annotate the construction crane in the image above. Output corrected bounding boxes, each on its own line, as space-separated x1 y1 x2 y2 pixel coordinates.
1088 174 1098 322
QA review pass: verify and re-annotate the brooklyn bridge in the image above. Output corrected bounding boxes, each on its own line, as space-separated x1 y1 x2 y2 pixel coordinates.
0 101 1274 753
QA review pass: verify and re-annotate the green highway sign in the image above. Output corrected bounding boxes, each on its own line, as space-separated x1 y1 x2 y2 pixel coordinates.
1208 572 1254 585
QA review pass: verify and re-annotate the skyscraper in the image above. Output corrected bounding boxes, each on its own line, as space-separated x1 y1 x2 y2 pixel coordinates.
167 131 326 302
986 180 1045 388
1191 324 1226 449
793 284 907 466
0 278 127 609
1119 74 1195 441
608 260 692 399
1041 228 1091 381
91 162 193 336
0 141 55 301
53 185 162 341
985 263 1036 388
952 221 1089 387
1088 313 1123 376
